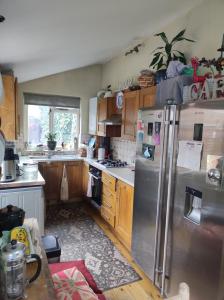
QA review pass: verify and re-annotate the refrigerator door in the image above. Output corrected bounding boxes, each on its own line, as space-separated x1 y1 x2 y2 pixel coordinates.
132 107 170 284
167 100 224 300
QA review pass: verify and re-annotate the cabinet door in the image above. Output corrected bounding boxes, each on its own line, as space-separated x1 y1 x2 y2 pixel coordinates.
82 161 89 197
97 98 107 136
38 162 63 204
0 187 45 235
89 97 98 135
115 180 134 250
65 161 82 199
122 91 139 141
0 75 16 140
139 86 156 109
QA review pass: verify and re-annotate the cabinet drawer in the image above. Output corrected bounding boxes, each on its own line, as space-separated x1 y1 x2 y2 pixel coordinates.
102 172 116 192
101 206 115 227
102 194 116 215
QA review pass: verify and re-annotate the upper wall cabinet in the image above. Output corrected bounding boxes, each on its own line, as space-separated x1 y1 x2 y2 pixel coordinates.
0 75 16 140
89 97 98 135
139 86 156 109
121 90 139 141
97 97 121 137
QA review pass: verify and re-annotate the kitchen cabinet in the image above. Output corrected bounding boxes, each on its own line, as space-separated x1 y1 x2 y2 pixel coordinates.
101 171 117 228
39 161 83 204
97 97 121 137
115 180 134 250
0 75 16 140
122 90 139 141
0 187 45 235
139 86 156 109
65 161 82 199
89 97 98 135
38 162 63 205
82 161 89 197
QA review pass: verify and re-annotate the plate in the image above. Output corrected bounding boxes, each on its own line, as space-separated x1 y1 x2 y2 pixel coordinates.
116 91 123 110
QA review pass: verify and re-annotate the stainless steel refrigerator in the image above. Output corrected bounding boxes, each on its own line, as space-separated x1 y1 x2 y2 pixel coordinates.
132 100 224 300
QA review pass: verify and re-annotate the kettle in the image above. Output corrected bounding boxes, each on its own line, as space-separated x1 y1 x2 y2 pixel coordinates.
0 240 41 299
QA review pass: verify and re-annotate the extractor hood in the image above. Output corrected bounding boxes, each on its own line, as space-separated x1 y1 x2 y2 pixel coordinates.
98 114 122 126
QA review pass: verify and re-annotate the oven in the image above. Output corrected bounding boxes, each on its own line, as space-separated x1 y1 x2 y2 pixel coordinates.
89 165 102 209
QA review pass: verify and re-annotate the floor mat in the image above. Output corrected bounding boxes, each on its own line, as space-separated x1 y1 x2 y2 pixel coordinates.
45 203 141 291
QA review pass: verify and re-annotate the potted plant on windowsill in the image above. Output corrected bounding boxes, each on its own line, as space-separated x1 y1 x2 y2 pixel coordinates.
46 133 57 150
149 29 195 83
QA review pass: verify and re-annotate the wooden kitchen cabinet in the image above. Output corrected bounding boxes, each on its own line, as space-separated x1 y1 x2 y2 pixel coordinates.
115 180 134 250
39 161 83 205
101 171 117 227
82 161 89 197
139 86 156 109
97 97 121 137
0 75 16 140
65 161 82 199
38 162 63 205
122 90 139 141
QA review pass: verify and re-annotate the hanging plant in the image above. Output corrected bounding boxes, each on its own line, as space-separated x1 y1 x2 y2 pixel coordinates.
149 29 195 71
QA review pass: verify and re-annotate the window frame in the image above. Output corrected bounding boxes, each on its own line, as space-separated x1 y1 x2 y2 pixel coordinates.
25 104 80 149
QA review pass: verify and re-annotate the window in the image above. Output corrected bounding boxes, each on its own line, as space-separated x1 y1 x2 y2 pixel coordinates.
27 105 80 149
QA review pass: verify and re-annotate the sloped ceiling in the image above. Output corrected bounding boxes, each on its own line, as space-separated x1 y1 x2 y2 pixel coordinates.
0 0 202 82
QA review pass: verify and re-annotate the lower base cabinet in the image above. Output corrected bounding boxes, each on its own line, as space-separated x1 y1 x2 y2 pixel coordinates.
115 180 134 250
82 161 89 197
100 171 134 251
0 186 45 235
39 161 83 205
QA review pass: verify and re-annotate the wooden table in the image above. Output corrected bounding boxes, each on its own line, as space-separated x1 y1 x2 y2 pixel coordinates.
25 219 56 300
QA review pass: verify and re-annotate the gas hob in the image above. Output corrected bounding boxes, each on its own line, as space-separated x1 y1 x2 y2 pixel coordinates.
97 159 128 168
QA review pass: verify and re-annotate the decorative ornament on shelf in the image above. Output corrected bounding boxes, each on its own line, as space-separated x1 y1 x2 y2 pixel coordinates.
149 29 195 83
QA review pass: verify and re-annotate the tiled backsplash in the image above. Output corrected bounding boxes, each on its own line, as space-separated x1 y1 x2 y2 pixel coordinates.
111 138 136 165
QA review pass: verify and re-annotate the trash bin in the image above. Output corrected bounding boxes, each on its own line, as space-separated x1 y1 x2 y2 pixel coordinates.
41 235 61 264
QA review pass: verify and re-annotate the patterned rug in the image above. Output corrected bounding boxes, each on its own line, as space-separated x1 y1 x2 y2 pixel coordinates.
45 203 141 291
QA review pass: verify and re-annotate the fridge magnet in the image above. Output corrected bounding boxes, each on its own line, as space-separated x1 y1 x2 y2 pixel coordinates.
137 130 144 143
137 120 144 130
153 122 161 145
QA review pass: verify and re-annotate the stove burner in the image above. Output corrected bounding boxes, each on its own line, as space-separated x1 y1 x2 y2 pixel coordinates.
97 159 128 168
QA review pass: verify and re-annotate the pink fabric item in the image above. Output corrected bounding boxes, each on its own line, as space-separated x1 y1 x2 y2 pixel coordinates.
52 267 98 300
49 260 102 294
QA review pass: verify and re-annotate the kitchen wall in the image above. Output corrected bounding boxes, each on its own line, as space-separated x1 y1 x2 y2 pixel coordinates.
111 138 136 165
101 0 224 161
102 0 224 89
18 64 102 141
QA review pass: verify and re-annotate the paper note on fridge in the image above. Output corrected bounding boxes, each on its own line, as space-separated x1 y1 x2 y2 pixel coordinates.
177 141 203 171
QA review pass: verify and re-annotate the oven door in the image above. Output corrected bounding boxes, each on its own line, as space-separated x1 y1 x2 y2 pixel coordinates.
91 174 102 207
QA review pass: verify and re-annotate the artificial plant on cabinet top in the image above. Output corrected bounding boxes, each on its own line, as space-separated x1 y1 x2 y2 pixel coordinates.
149 29 195 71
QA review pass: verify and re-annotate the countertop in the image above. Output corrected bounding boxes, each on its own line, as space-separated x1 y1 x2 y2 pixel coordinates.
19 155 135 187
0 172 45 189
85 158 135 187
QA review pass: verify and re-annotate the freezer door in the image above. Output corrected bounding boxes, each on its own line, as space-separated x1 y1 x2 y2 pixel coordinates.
167 101 224 300
132 108 168 283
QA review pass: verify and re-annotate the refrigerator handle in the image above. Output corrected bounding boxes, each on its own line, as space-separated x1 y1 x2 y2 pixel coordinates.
161 105 178 296
153 105 170 285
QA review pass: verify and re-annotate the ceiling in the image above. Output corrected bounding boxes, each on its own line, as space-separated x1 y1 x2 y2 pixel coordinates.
0 0 202 82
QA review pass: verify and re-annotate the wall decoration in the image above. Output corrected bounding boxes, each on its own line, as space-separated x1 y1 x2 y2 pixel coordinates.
116 92 123 109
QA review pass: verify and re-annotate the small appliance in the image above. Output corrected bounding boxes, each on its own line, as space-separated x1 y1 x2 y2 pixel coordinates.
0 240 41 300
1 143 17 182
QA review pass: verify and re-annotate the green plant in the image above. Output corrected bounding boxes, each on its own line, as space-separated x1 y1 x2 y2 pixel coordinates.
150 29 195 71
45 133 57 141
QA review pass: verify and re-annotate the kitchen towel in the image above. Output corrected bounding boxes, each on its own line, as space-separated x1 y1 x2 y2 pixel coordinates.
61 165 69 201
87 173 94 197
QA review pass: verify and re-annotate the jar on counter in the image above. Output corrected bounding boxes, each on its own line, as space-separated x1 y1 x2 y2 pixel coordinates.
23 163 38 179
